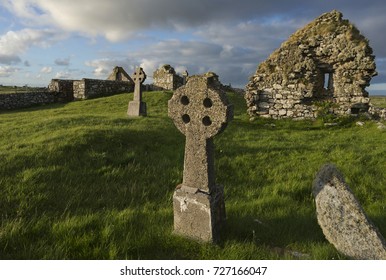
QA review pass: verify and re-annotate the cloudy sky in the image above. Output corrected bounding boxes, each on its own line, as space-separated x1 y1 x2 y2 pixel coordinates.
1 0 386 94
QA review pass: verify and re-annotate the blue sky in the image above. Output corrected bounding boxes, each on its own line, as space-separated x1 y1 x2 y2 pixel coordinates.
1 0 386 95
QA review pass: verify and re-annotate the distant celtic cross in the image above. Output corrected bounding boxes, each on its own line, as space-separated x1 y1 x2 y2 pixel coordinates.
133 67 146 101
168 74 233 242
127 67 147 116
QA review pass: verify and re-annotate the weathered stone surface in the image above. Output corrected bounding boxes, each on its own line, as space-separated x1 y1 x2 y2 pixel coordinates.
127 67 147 117
0 90 68 110
74 78 133 100
173 185 225 242
48 79 76 101
153 64 185 91
107 66 134 83
246 10 377 119
168 74 233 242
313 164 386 259
369 105 386 120
1 67 135 110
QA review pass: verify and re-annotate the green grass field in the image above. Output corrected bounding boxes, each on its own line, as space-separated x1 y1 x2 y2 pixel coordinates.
0 86 47 94
371 95 386 108
0 91 385 259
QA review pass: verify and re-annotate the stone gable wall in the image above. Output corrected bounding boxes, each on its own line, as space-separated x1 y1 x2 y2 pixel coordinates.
245 10 377 120
107 66 134 82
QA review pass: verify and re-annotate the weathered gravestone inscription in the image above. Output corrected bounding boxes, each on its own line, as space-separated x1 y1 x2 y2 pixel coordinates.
313 164 386 259
127 67 147 117
168 74 233 242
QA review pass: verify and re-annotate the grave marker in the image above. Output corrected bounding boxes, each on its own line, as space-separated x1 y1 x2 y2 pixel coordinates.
168 74 233 242
313 164 386 259
127 67 147 116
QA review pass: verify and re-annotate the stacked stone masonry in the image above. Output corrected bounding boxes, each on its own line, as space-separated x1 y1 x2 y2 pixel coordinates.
153 64 184 91
0 66 135 110
48 79 76 101
369 106 386 120
107 66 134 82
73 79 134 100
245 10 377 120
0 91 69 110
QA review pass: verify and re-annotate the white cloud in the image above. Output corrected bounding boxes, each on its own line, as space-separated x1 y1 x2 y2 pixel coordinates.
82 38 260 87
4 0 386 88
0 0 322 42
123 39 258 87
0 65 19 77
85 58 136 78
0 28 64 65
40 66 52 73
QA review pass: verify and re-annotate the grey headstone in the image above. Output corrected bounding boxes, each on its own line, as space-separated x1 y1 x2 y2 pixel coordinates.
313 164 386 259
168 74 233 242
127 67 147 116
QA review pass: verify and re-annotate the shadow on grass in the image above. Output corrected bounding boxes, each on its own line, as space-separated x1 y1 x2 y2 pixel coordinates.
1 121 184 219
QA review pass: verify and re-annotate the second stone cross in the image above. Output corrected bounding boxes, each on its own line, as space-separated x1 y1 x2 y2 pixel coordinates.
168 74 233 242
127 67 147 117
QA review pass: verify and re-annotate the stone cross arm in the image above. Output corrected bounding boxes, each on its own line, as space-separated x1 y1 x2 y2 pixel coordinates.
133 67 146 85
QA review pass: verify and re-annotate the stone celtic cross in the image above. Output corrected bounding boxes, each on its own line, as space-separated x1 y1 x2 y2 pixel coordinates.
127 67 147 116
168 74 233 242
133 67 146 101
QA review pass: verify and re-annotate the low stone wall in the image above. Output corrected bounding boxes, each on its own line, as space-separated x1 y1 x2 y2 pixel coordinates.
73 79 134 100
0 91 68 110
48 79 76 101
248 89 318 120
369 106 386 120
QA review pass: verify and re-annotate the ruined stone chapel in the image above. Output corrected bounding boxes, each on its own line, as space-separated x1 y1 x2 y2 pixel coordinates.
245 10 377 119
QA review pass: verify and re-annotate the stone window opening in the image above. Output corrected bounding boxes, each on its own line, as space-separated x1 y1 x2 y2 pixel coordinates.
323 71 334 92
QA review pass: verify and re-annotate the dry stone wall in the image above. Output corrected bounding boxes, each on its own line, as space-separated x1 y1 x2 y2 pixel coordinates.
0 91 68 110
1 66 135 110
1 78 134 110
369 106 386 120
245 10 377 120
73 79 134 100
48 79 76 101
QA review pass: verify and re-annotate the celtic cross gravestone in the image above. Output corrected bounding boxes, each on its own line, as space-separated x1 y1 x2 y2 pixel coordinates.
168 74 233 242
127 67 147 116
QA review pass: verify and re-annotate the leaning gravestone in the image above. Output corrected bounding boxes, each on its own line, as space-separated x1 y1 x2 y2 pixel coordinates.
313 164 386 259
168 74 233 242
127 67 147 116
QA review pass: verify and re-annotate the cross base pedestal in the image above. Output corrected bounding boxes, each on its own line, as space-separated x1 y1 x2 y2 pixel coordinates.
127 101 147 117
173 185 225 243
